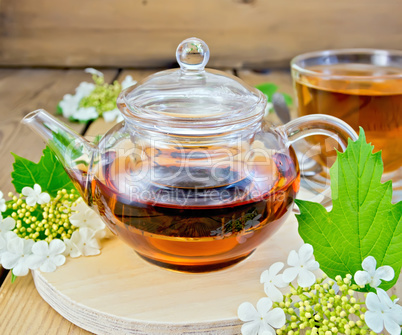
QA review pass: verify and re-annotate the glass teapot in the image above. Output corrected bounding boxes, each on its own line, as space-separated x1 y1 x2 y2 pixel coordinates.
22 38 358 272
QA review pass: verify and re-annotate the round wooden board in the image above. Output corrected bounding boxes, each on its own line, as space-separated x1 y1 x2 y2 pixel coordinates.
32 215 303 335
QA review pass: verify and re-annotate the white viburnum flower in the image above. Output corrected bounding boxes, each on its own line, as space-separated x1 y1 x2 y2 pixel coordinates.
71 228 101 256
0 216 16 234
0 233 5 251
85 68 104 77
103 108 123 123
63 238 82 258
21 184 50 206
29 240 66 272
72 107 98 121
1 237 35 276
238 297 286 335
0 190 6 212
282 243 319 287
69 202 105 231
260 262 288 302
121 75 137 89
75 81 95 100
365 288 402 335
245 214 262 229
59 81 95 119
59 93 81 118
0 231 18 262
354 256 394 288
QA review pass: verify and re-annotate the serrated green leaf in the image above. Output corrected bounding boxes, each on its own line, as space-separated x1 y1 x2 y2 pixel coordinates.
296 128 402 291
11 147 76 197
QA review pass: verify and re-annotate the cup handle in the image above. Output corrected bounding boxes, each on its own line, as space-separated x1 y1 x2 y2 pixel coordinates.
278 114 359 208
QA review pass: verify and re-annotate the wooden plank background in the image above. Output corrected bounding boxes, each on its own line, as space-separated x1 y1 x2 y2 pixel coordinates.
1 0 402 68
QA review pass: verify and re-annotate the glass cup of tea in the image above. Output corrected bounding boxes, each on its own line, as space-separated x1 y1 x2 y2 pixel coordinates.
291 49 402 202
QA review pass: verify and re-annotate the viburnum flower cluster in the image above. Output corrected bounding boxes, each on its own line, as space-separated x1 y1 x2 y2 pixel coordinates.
58 68 137 122
238 244 402 335
0 184 110 279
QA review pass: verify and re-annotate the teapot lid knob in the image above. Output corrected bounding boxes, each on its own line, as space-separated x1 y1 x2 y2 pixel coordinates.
176 37 210 71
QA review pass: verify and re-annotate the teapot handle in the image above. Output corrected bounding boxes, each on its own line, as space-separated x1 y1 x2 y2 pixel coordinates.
279 114 359 208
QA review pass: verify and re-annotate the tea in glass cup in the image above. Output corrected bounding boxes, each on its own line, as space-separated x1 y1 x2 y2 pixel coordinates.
291 49 402 200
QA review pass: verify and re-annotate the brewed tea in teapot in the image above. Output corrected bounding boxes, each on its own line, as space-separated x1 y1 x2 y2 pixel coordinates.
23 38 357 272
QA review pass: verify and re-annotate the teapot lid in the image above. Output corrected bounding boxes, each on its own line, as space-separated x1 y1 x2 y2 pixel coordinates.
118 37 266 135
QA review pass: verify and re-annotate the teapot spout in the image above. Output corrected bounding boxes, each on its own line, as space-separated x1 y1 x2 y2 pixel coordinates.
22 109 95 203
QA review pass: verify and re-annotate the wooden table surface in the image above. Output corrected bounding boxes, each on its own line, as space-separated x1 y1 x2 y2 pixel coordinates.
0 68 399 334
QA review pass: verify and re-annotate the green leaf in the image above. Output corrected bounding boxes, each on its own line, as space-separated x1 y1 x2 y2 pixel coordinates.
56 103 63 115
92 134 103 145
255 83 292 115
255 83 278 100
11 147 76 197
296 128 402 291
51 131 83 161
282 93 293 107
11 271 16 283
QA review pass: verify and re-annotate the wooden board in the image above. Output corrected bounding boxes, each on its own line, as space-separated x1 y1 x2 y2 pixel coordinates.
1 0 402 68
32 214 303 335
0 272 91 335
